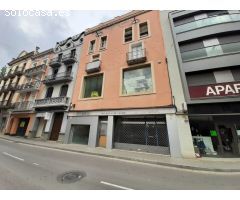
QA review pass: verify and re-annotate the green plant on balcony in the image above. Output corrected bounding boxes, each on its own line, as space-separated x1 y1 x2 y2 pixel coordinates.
91 91 99 97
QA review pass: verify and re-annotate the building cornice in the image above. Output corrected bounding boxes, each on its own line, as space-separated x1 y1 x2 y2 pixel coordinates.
8 51 35 66
32 48 54 59
85 10 151 35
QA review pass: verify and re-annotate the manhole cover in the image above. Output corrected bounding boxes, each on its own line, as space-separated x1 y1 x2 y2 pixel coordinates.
57 171 86 184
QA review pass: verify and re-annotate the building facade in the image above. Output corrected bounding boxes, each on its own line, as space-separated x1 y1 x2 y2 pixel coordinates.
1 51 35 136
33 33 84 142
3 49 54 137
64 10 193 157
161 10 240 157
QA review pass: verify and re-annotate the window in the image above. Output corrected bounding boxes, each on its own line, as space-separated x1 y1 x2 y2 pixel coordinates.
58 53 63 61
130 42 143 60
139 22 149 38
45 87 53 98
43 59 48 65
60 85 68 97
122 65 153 95
203 38 223 57
66 66 72 75
100 36 107 49
53 68 58 78
92 54 100 62
89 40 95 53
71 49 76 57
66 43 71 48
71 125 90 145
124 27 133 43
83 74 103 98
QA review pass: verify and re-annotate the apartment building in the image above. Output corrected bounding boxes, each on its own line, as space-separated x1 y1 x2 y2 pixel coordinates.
64 10 193 157
4 49 54 137
1 50 34 136
33 33 84 142
161 10 240 157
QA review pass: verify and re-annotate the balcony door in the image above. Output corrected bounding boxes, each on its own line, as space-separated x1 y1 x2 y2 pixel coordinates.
131 42 143 60
53 68 58 78
45 87 53 98
66 66 72 76
59 85 68 97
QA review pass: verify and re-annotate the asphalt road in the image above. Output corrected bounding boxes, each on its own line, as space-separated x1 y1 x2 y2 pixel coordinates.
0 138 240 190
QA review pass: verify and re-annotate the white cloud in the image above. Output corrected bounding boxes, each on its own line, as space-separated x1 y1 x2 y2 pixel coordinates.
0 10 130 67
18 17 44 38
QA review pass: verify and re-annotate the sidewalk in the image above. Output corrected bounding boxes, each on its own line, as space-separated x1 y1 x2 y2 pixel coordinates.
1 135 240 173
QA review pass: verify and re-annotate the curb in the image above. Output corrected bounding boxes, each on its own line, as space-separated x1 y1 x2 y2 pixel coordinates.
1 136 240 173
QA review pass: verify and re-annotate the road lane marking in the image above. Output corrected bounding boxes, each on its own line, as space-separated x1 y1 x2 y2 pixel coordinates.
100 181 134 190
2 152 24 162
32 163 39 166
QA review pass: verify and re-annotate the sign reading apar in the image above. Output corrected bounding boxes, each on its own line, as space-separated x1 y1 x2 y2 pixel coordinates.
189 82 240 99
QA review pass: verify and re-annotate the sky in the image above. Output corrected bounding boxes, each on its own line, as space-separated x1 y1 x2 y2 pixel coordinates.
0 10 129 67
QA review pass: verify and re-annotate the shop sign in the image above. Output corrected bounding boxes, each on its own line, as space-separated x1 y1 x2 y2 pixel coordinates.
189 82 240 99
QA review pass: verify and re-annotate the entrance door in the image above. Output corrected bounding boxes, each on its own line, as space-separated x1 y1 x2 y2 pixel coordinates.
50 113 64 141
216 123 239 157
16 118 30 137
98 120 107 148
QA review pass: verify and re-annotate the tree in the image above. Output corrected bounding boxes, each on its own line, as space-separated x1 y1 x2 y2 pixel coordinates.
0 66 7 79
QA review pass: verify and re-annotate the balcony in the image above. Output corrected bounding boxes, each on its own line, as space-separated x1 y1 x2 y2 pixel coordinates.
62 53 76 65
24 64 46 77
6 70 15 79
127 49 147 65
181 41 240 62
34 97 69 109
14 66 24 76
175 13 240 34
86 60 101 73
49 57 61 67
0 82 18 92
17 81 41 93
43 72 73 85
1 74 9 81
0 100 14 109
12 101 34 112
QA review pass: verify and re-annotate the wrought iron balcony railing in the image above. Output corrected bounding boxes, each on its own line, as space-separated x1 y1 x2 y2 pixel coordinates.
24 64 46 77
62 53 76 64
49 57 62 67
0 100 15 108
0 82 18 92
12 101 34 111
17 81 41 93
43 72 73 85
34 97 69 108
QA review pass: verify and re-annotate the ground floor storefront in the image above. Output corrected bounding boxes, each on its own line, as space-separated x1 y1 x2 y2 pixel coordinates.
0 111 10 134
188 102 240 158
30 111 68 142
64 108 195 158
5 112 35 137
